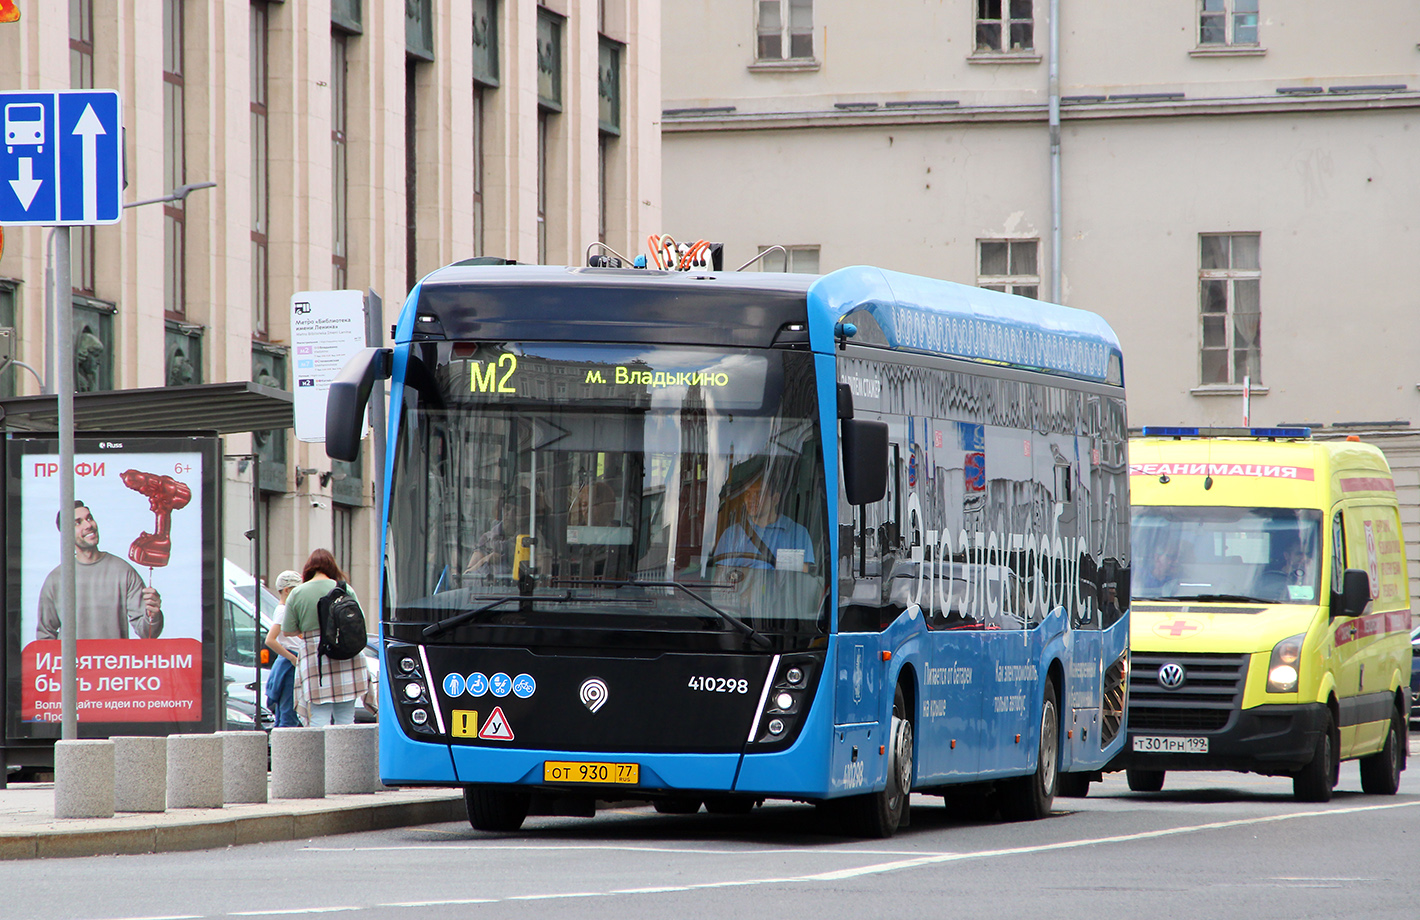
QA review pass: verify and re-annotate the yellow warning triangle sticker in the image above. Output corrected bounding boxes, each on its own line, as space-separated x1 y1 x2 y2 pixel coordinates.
479 706 515 741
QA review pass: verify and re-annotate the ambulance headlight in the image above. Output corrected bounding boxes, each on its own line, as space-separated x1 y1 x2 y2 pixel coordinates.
1266 633 1305 693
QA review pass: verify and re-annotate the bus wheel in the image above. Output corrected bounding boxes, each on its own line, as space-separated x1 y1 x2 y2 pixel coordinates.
999 681 1059 821
1359 706 1403 796
1293 709 1338 803
1126 769 1165 793
836 684 913 838
464 785 530 832
1057 773 1092 798
653 797 702 815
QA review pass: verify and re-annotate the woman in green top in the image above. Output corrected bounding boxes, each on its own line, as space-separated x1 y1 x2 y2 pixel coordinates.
276 549 368 726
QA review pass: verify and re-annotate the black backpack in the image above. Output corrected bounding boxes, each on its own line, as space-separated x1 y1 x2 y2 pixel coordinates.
317 580 367 662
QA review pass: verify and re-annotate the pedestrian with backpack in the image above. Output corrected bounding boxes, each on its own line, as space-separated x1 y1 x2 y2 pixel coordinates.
277 549 369 726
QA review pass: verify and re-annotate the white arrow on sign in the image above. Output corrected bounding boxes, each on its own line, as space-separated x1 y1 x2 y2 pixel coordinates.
72 103 105 222
9 157 42 210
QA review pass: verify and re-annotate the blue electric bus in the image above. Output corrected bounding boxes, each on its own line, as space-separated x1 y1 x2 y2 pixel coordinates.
327 260 1131 837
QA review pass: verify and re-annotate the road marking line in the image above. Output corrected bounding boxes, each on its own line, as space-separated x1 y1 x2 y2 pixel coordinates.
382 900 498 908
228 909 360 916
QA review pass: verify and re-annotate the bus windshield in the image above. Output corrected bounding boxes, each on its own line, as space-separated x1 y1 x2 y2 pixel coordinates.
387 342 828 645
1132 505 1323 605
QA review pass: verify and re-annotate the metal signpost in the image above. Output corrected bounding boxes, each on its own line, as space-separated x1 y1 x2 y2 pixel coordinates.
2 89 123 739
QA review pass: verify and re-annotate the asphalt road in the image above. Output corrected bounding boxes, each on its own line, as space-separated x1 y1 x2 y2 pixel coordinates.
9 750 1420 920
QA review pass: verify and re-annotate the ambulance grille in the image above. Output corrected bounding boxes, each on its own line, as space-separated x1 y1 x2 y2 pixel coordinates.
1127 652 1248 733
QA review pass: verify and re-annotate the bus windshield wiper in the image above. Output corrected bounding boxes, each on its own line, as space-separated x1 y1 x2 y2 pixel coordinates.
422 595 521 638
622 579 772 649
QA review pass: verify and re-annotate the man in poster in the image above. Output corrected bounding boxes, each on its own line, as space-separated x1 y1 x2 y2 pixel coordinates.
35 500 163 640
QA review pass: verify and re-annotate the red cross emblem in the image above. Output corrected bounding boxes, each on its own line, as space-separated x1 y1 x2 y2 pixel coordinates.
1154 618 1201 638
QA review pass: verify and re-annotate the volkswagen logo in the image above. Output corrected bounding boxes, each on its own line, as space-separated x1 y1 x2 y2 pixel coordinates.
579 677 609 713
1157 662 1186 690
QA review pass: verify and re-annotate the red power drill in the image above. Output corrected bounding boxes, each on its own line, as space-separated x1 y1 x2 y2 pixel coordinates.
121 470 193 567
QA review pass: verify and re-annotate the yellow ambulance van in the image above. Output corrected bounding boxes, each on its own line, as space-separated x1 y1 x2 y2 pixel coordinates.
1121 427 1411 802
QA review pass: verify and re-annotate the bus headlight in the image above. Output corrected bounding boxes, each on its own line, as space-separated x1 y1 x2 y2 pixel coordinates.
747 652 825 750
1266 633 1305 693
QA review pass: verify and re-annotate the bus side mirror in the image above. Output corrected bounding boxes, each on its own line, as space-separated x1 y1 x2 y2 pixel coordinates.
1338 568 1371 617
326 347 392 462
841 418 888 505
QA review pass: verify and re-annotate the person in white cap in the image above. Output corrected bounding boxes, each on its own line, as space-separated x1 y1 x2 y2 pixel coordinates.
263 569 305 726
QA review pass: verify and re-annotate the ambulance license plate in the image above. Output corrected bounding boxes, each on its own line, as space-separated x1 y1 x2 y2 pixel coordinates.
544 761 640 784
1133 735 1208 754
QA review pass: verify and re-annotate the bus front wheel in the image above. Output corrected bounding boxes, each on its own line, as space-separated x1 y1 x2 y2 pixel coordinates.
464 785 530 832
833 683 913 838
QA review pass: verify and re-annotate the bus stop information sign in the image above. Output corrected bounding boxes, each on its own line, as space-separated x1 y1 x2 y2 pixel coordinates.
0 89 122 226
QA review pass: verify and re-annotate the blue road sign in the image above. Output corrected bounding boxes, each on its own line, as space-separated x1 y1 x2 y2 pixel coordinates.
1 90 123 226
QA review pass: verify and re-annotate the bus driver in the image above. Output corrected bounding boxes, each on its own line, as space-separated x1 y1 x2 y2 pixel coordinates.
710 457 814 573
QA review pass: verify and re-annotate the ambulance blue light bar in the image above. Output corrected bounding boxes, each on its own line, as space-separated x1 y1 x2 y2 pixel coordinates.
1142 426 1312 440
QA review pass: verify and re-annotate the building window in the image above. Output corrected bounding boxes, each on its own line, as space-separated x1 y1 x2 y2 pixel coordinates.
473 85 486 257
536 8 563 111
537 109 548 264
251 2 270 337
252 344 289 492
331 0 362 34
70 0 95 295
759 246 820 273
333 505 354 574
978 239 1039 298
757 0 813 61
471 0 497 258
73 296 116 393
1200 0 1258 46
165 320 203 387
163 0 186 318
1199 233 1261 385
406 0 433 61
0 280 16 398
332 32 349 291
976 0 1033 53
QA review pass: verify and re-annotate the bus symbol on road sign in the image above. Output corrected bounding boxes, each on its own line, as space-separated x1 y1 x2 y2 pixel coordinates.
5 103 44 153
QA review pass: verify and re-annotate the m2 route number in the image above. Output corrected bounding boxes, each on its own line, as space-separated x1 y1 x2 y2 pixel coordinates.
470 353 517 393
688 676 749 693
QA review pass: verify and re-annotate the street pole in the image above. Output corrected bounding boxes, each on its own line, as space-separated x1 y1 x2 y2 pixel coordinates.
54 227 77 739
365 290 386 528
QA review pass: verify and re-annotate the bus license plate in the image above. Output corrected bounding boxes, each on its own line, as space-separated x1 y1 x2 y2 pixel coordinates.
544 761 640 785
1133 735 1208 754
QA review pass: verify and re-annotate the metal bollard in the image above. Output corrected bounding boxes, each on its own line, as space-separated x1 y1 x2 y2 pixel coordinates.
219 730 269 804
166 733 224 808
54 739 115 819
112 735 166 813
270 727 325 799
324 724 381 794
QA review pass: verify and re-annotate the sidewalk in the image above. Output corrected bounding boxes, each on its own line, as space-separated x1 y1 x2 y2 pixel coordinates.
0 780 466 860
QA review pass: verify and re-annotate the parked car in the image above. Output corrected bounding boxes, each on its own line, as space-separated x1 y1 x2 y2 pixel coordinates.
222 561 377 727
1410 625 1419 729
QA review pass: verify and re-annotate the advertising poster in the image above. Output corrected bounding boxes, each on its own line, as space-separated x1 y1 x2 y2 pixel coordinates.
5 434 219 738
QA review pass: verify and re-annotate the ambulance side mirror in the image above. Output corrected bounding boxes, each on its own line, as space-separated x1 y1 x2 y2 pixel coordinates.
1337 568 1371 618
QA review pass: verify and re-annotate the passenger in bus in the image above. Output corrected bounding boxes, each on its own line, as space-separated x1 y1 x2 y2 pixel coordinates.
568 480 618 526
464 491 525 576
710 458 814 572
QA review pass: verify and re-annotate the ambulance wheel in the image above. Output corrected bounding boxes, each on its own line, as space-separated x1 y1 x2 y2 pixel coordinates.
999 681 1059 821
1359 706 1403 796
834 684 913 838
1293 710 1338 803
464 785 530 832
653 797 702 814
1056 773 1092 798
1126 769 1165 793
